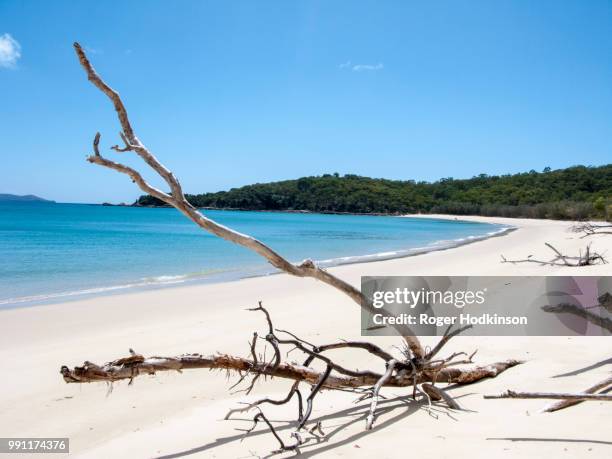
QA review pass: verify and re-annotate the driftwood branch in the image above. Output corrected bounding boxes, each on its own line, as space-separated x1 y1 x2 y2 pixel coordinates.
485 390 612 402
425 324 473 361
61 303 522 446
73 41 424 358
501 242 607 266
483 362 612 413
542 303 612 333
365 359 397 430
61 351 521 387
483 293 611 414
224 381 303 421
599 292 612 313
543 375 612 412
484 297 611 414
61 306 521 390
571 222 612 238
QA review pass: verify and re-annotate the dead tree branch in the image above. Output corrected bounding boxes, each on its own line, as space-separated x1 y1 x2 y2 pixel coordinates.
485 294 612 413
60 303 521 451
425 324 473 361
61 304 521 442
61 351 521 387
484 298 611 414
542 375 612 413
541 303 612 333
598 292 612 313
421 383 461 410
571 222 612 238
485 390 612 402
365 359 397 430
73 41 424 358
501 242 607 266
61 306 521 391
225 381 303 421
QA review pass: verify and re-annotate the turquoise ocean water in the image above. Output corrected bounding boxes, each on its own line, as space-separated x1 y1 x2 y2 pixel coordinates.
0 202 511 308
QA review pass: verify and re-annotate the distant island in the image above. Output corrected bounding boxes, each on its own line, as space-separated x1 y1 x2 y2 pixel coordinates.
0 194 55 203
135 164 611 221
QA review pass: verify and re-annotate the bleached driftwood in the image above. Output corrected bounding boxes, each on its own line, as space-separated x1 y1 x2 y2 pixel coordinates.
485 390 612 402
487 298 611 414
541 302 612 333
73 42 424 358
571 222 612 238
61 305 521 438
501 242 607 266
543 375 612 412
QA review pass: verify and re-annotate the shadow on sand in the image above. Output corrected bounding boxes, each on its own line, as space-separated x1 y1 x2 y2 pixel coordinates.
154 393 471 459
552 357 612 378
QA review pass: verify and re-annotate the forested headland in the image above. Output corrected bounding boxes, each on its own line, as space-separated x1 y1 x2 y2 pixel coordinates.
135 164 611 220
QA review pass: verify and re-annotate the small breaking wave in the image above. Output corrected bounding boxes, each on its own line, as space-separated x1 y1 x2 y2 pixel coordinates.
0 268 236 307
0 225 514 308
315 225 515 267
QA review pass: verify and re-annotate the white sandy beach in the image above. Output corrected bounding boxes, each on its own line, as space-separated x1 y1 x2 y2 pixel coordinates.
0 216 610 458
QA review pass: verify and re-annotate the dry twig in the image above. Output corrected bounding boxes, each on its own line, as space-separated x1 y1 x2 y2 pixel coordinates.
571 223 612 239
541 302 612 333
543 375 612 412
485 390 612 402
501 242 607 266
73 41 424 359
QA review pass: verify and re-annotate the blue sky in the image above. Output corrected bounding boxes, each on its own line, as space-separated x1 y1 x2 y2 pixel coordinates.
1 0 611 203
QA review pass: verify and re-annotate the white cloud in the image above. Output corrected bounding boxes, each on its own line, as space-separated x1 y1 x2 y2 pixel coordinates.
352 63 383 72
84 45 102 55
338 60 384 72
0 33 21 69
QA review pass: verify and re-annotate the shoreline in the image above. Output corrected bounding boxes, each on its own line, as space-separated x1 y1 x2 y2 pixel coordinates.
0 215 610 458
0 216 513 310
78 202 612 223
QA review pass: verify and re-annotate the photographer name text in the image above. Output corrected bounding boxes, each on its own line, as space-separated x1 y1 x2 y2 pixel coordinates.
372 313 528 327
